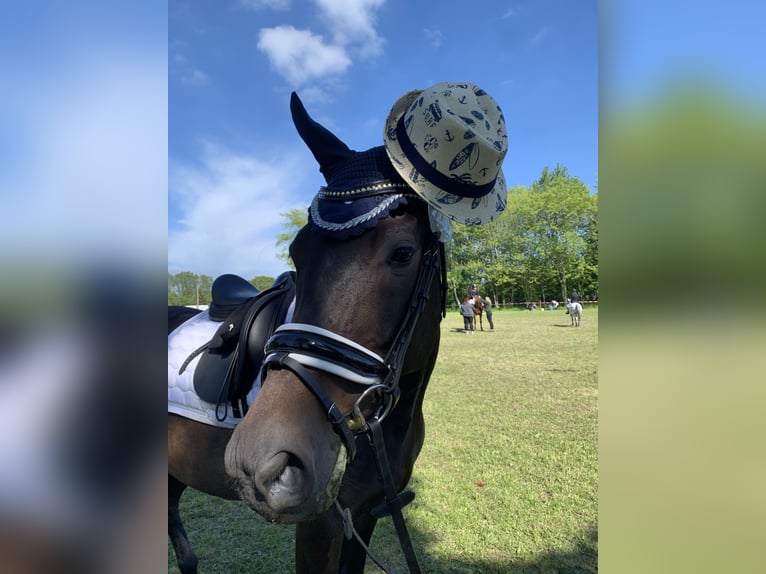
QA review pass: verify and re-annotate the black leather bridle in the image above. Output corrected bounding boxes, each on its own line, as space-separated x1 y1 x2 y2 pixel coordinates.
260 234 445 574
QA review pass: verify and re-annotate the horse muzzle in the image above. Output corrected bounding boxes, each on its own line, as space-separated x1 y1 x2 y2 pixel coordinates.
223 370 350 523
229 446 345 523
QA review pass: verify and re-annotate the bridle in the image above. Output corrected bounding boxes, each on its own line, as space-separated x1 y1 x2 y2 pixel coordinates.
261 233 444 457
260 233 445 574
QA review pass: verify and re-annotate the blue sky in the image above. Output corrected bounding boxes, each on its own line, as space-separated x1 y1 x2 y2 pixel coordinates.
168 0 598 279
2 1 762 283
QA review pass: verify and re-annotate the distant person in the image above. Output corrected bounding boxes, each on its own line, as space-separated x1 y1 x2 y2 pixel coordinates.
460 297 475 334
551 299 559 309
570 289 579 303
469 283 479 298
481 296 495 332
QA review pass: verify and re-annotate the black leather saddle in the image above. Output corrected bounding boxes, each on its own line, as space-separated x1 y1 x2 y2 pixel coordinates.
209 273 262 320
184 271 296 418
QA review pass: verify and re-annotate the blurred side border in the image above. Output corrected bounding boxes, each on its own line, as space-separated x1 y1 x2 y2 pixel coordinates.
601 1 766 573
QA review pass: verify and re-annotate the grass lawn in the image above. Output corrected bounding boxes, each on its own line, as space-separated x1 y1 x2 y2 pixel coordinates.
169 306 598 573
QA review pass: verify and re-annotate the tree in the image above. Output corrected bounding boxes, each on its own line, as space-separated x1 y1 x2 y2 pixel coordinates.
275 207 308 269
523 165 597 302
446 202 515 306
249 275 276 291
168 272 213 306
443 170 597 307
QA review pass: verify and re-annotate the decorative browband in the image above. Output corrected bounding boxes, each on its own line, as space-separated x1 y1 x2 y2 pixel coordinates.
318 181 412 200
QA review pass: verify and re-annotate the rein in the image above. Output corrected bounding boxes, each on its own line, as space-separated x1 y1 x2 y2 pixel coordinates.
260 235 443 574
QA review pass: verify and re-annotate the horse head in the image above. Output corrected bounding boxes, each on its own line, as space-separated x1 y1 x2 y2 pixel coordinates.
224 94 444 525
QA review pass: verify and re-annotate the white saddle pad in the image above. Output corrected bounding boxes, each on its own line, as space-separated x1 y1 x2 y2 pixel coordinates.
168 309 261 429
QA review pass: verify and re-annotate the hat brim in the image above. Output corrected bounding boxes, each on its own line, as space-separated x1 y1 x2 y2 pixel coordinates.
383 90 507 226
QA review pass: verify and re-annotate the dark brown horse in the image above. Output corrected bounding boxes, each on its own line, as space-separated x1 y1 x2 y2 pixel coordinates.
168 95 445 574
473 295 484 331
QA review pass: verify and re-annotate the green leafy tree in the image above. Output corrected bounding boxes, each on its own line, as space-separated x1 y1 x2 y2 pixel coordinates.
521 165 597 302
445 171 597 307
168 272 213 306
580 195 599 300
275 207 308 269
249 275 276 291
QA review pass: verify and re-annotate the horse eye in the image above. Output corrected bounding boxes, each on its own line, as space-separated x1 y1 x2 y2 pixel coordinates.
390 246 415 265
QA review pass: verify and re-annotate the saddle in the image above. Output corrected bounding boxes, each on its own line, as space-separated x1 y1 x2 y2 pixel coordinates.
209 273 261 321
184 271 296 415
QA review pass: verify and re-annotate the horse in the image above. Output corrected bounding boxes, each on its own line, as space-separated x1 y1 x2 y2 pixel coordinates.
168 95 446 574
566 300 582 327
472 295 484 331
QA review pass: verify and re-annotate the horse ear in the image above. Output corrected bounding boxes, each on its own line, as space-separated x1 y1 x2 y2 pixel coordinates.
290 92 355 178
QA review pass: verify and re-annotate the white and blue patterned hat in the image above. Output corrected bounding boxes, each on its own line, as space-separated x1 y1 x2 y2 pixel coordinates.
384 82 509 225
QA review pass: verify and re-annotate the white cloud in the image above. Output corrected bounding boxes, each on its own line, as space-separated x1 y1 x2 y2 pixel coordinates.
254 0 386 87
181 69 209 86
257 25 352 86
168 143 312 278
424 27 442 49
502 8 515 19
314 0 385 57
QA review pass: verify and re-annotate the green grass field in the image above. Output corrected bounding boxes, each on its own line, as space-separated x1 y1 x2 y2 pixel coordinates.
169 306 598 573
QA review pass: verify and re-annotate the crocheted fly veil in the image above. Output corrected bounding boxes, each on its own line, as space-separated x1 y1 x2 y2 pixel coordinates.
290 92 418 240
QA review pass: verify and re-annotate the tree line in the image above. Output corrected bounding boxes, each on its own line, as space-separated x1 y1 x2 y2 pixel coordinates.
447 165 597 307
168 272 275 306
169 165 597 309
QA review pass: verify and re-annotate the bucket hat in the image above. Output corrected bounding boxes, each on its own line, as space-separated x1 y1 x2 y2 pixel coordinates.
384 82 508 225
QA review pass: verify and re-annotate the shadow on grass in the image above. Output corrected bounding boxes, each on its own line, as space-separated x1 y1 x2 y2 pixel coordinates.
366 514 597 574
169 490 597 573
362 474 597 574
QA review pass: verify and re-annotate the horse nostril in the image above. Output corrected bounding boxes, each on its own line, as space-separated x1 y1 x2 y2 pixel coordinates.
270 452 304 488
255 451 307 494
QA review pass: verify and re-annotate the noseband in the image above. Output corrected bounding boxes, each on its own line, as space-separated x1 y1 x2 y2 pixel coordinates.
260 234 445 574
261 234 443 459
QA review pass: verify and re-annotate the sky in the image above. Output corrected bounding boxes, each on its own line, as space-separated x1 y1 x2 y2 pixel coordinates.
1 1 762 282
168 0 598 279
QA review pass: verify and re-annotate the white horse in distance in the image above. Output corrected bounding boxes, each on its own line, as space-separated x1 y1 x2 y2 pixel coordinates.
566 299 582 327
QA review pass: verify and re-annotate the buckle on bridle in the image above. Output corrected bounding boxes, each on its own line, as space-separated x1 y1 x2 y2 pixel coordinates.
348 384 398 433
